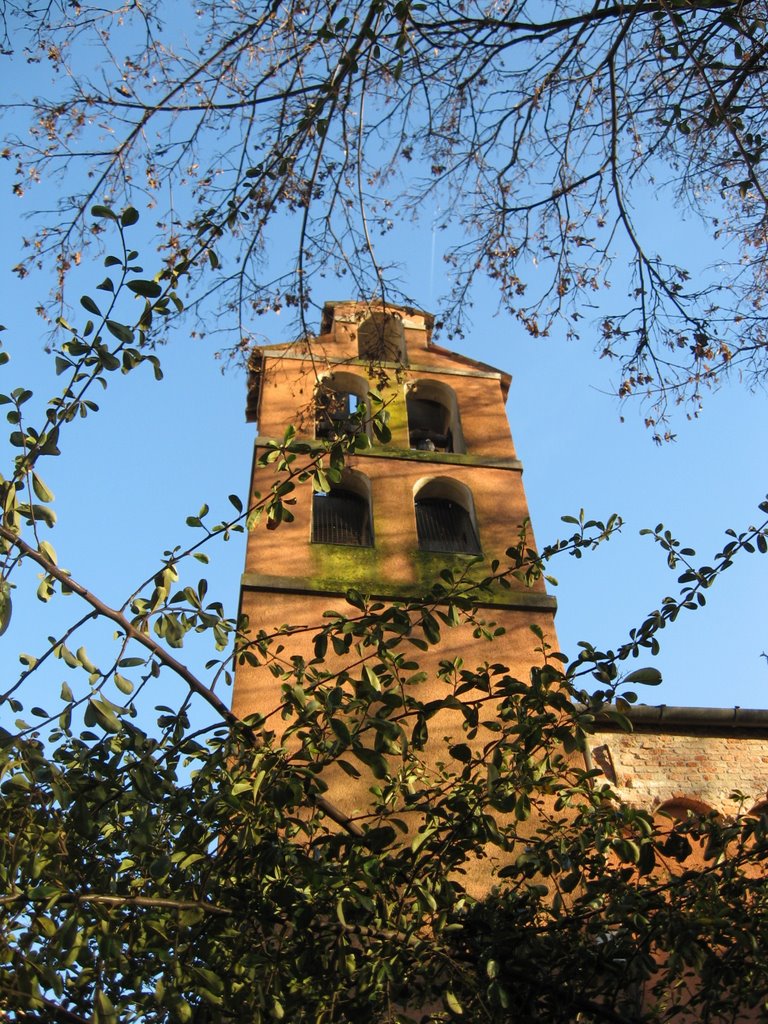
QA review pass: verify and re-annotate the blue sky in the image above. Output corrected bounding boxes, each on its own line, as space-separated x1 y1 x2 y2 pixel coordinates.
377 217 768 709
1 44 766 722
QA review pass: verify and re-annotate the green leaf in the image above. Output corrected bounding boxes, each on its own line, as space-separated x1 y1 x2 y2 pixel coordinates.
39 539 57 565
127 279 162 298
114 673 134 695
88 698 121 733
362 664 381 691
515 792 531 821
32 473 54 503
147 355 163 380
39 427 60 456
121 206 139 226
26 503 56 527
330 717 351 745
150 853 172 879
106 320 134 344
421 611 440 644
363 825 396 851
354 746 388 779
411 825 437 854
77 646 98 673
0 581 12 636
100 350 120 372
623 667 662 686
449 742 471 763
91 205 117 221
60 645 79 669
80 294 101 316
444 990 463 1015
94 990 117 1023
313 632 328 660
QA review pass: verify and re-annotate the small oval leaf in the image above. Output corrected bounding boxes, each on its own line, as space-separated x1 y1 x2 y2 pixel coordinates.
623 667 663 686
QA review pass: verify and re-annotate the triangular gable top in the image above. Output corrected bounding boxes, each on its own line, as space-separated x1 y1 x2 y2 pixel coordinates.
419 340 512 400
245 302 512 420
247 336 511 385
319 299 512 399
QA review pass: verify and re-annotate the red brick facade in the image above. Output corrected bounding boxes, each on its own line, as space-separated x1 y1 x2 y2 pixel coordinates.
590 706 768 816
235 298 768 841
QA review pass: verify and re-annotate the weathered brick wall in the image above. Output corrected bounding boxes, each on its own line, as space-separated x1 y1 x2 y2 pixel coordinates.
589 708 768 816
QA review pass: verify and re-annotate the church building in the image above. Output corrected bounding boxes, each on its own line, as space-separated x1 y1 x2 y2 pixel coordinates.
232 299 768 842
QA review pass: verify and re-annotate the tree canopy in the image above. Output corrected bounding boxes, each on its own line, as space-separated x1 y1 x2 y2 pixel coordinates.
3 0 768 428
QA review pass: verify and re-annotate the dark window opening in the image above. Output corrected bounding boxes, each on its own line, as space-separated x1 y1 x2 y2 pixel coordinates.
415 498 479 554
315 388 363 440
407 397 453 452
313 488 372 546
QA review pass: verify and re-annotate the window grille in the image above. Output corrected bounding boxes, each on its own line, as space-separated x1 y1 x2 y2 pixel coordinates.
407 396 453 452
312 489 372 546
415 498 479 553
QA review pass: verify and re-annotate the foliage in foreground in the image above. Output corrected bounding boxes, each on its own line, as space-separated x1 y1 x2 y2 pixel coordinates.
4 627 768 1024
1 215 768 1022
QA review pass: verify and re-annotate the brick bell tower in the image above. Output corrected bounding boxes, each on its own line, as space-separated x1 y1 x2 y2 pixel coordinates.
232 300 558 847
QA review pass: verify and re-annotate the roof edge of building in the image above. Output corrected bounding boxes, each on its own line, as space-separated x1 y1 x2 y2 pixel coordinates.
590 703 768 733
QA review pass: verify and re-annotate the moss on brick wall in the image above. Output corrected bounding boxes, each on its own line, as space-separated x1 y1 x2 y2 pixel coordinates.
308 542 381 591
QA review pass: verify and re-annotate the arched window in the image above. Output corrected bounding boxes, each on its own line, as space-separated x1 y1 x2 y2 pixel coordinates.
406 380 464 453
358 313 405 362
655 797 715 821
312 473 373 547
414 478 480 554
746 799 768 818
315 373 369 441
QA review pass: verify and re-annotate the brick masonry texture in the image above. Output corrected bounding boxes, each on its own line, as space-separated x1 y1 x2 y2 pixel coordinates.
589 728 768 815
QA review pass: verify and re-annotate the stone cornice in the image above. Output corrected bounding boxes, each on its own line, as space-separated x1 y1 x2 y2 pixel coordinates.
252 436 523 472
241 571 557 612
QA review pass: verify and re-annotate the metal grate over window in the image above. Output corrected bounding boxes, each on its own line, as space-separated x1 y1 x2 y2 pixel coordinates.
312 489 372 546
415 498 480 554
